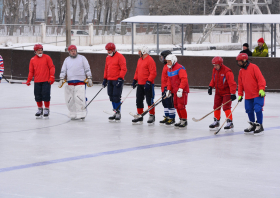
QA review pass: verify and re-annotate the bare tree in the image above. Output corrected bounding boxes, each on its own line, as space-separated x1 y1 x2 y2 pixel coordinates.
112 0 120 35
83 0 89 25
72 0 78 25
57 0 66 25
31 0 37 24
49 0 56 25
119 0 135 35
102 0 110 35
94 0 102 35
4 0 21 35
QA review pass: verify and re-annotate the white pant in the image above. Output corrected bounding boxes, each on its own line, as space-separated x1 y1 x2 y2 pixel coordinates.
65 84 87 119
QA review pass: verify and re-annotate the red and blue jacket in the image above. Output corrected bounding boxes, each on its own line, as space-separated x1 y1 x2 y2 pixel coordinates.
209 64 237 96
167 62 189 94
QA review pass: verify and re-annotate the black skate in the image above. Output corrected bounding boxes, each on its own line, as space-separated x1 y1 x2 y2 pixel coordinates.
109 113 116 122
209 118 220 131
165 118 175 126
224 119 234 131
132 115 143 125
115 112 121 123
174 118 182 129
147 114 155 125
244 121 256 134
254 123 264 136
178 119 188 129
43 108 49 118
35 108 43 119
159 116 169 126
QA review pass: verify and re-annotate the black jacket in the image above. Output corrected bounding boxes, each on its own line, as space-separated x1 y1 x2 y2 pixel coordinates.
240 49 252 57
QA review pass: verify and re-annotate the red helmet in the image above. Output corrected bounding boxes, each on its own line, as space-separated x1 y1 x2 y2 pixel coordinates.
34 44 43 51
212 56 223 66
236 53 248 61
68 45 77 51
105 42 116 51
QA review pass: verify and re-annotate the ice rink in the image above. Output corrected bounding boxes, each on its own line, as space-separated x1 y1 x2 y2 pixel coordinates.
0 82 280 198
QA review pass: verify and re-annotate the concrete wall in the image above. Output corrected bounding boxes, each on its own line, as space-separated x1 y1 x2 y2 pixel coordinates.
1 49 279 91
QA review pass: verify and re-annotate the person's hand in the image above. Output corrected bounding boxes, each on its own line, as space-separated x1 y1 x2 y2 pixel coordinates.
48 76 55 85
259 89 266 97
177 88 183 98
238 96 243 102
87 77 93 87
131 79 137 89
231 94 236 101
26 81 31 86
116 78 123 88
58 78 65 88
144 81 152 90
165 90 171 98
208 86 212 95
102 79 107 88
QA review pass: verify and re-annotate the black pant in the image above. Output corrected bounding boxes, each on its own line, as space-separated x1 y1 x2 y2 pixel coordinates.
162 91 174 108
107 80 123 103
34 82 51 102
136 84 154 108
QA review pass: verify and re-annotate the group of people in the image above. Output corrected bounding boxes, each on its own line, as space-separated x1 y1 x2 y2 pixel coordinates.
240 37 269 57
0 40 266 135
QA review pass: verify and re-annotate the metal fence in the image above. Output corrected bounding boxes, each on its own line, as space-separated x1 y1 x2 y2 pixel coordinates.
0 24 41 36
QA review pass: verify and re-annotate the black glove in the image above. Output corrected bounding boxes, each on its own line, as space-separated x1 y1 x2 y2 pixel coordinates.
238 96 243 102
132 79 137 89
208 86 212 95
145 81 152 90
116 78 123 88
164 86 167 92
231 94 237 101
102 79 107 88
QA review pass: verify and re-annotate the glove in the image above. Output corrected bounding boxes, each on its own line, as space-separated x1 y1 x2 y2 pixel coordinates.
26 81 31 86
177 88 183 98
165 90 171 98
86 77 93 87
58 78 66 88
102 79 107 88
231 94 236 101
238 96 243 102
259 89 266 97
164 86 167 92
131 79 137 89
48 76 55 85
208 86 212 95
144 81 152 90
116 78 123 88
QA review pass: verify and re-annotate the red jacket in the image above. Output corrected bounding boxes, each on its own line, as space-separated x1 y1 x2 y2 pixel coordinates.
104 51 127 80
209 64 237 96
238 62 266 99
167 62 189 94
134 55 157 85
27 54 55 83
161 64 168 92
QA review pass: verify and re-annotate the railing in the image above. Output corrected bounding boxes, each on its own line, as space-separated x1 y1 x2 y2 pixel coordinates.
0 24 41 36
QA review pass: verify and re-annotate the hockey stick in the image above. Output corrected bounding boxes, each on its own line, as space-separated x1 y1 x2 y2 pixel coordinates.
82 87 103 110
2 75 28 84
192 99 232 122
129 95 166 119
103 86 136 115
214 101 240 135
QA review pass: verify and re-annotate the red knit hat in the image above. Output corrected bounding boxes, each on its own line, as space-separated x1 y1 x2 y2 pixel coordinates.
258 38 264 43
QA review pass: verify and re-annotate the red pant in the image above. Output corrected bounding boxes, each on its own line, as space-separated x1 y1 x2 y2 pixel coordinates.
174 93 188 110
213 94 231 111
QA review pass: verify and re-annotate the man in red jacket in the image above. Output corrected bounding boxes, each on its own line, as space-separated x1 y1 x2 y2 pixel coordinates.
237 53 266 135
208 56 237 130
165 54 189 129
102 42 127 122
26 44 55 118
131 46 157 125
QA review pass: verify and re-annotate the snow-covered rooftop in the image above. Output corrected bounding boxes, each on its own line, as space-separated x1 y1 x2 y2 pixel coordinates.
122 14 280 24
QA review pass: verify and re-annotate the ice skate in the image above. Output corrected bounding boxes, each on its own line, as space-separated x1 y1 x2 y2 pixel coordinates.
108 113 116 122
132 115 143 125
159 116 168 126
254 123 264 136
35 108 43 119
165 118 175 126
178 119 187 129
224 119 234 131
174 118 182 129
209 118 220 131
147 114 155 125
115 112 121 123
244 121 256 134
43 108 49 118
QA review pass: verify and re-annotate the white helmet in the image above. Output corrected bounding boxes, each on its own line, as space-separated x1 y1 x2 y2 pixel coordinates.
165 54 177 67
139 45 149 55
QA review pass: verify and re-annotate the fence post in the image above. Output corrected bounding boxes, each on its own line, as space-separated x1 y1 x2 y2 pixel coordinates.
89 23 94 46
41 23 46 43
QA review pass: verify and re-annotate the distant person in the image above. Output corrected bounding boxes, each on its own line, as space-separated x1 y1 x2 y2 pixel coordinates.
240 43 252 56
252 38 269 57
0 55 4 83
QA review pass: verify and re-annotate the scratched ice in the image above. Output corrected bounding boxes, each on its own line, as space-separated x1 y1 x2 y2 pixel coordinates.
0 82 280 198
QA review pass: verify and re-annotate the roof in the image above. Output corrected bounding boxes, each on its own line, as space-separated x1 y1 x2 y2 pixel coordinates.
122 14 280 24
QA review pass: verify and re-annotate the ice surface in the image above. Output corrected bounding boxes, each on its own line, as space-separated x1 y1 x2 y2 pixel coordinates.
0 83 280 197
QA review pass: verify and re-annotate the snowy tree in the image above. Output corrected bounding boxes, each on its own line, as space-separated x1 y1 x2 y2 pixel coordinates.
4 0 21 35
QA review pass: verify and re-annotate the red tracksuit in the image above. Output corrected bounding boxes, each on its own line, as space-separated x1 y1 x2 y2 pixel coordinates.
167 62 189 119
161 64 168 92
209 64 237 120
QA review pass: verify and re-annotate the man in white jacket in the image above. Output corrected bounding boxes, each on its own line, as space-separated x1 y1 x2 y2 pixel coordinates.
59 45 93 120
